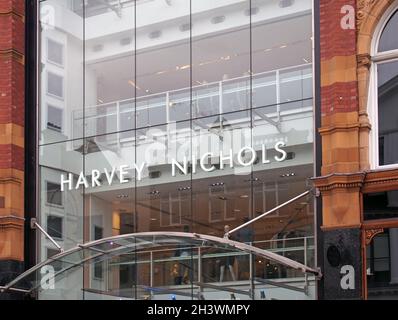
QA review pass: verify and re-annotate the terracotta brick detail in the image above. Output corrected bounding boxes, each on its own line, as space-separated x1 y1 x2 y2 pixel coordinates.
321 82 359 116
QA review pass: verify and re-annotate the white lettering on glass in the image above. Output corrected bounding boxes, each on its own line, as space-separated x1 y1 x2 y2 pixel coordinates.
60 142 288 191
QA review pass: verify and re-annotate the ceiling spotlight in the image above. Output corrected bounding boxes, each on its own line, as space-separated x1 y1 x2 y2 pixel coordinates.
120 37 132 46
179 23 191 32
279 0 295 8
244 7 259 16
280 173 296 178
210 182 225 187
178 186 191 192
92 44 103 52
149 30 162 39
211 16 226 24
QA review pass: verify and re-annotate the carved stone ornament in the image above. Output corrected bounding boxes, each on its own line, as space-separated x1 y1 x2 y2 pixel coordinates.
365 228 384 245
357 53 372 69
357 0 377 29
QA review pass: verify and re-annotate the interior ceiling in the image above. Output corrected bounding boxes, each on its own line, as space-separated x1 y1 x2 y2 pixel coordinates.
89 14 312 103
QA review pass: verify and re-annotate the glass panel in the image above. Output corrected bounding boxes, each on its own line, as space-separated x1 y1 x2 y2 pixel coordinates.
136 0 191 126
192 0 251 118
377 60 398 166
40 0 84 145
39 138 84 299
84 1 135 138
84 130 135 292
378 10 398 53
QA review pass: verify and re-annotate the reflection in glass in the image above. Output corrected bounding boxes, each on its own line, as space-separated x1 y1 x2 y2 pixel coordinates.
40 0 83 145
378 10 398 53
378 61 398 166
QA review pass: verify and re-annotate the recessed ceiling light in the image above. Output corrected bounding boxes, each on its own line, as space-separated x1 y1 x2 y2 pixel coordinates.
244 7 259 16
149 30 162 39
210 182 225 187
92 44 103 52
240 195 249 199
179 23 191 32
279 0 295 8
211 16 225 24
178 186 191 192
120 37 132 46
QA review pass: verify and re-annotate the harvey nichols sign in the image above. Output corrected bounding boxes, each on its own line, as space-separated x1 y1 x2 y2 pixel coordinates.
61 142 287 192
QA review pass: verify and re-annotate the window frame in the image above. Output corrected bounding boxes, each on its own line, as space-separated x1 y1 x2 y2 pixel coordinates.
370 5 398 169
46 104 64 133
46 214 64 241
46 37 64 67
45 180 64 208
46 70 65 100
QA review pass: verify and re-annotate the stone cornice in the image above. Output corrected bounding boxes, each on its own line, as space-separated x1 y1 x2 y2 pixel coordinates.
362 167 398 193
313 168 398 193
0 215 25 230
319 123 361 135
312 172 366 192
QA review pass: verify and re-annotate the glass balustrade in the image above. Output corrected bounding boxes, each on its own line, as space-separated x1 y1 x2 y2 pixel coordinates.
73 64 313 142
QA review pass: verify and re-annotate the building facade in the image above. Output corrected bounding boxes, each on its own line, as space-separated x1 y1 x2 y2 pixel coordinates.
0 0 397 300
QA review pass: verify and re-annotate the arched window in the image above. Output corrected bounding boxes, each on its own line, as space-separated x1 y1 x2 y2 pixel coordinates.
371 7 398 168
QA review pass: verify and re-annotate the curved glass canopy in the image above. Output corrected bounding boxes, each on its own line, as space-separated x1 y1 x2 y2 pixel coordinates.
1 232 320 300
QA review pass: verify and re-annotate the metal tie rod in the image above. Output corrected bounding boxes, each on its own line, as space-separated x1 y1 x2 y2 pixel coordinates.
31 218 63 252
228 190 311 236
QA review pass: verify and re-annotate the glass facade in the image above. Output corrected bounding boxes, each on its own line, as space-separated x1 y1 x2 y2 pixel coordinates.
38 0 315 300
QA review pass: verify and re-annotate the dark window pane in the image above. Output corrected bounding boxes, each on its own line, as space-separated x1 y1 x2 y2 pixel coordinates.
378 61 398 166
46 182 62 206
378 10 398 52
47 39 64 65
47 72 64 98
47 105 63 132
364 191 398 220
47 215 63 239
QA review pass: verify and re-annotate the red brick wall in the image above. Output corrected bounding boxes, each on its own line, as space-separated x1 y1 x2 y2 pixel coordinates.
320 0 359 117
